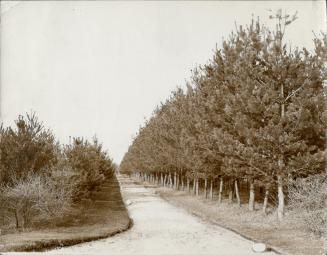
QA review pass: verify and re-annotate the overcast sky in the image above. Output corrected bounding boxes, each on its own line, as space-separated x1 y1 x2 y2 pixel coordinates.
1 1 326 163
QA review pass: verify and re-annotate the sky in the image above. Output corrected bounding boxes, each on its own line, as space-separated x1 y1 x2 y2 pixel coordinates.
1 1 326 163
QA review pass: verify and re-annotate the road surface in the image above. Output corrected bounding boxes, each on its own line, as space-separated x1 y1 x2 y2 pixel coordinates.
7 175 276 255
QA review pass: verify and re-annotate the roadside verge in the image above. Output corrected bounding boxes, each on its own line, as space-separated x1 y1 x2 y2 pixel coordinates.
0 175 132 252
151 184 324 255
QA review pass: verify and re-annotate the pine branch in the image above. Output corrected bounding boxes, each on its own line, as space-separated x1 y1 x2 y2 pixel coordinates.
285 83 306 102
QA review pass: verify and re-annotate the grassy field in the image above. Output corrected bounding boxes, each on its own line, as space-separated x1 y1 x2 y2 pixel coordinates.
0 175 132 252
153 185 324 255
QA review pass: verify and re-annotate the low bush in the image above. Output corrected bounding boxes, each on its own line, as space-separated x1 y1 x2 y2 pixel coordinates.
288 173 327 236
0 171 73 229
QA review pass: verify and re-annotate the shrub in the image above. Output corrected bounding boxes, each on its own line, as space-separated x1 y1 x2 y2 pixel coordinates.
65 137 114 200
0 172 73 228
288 173 327 236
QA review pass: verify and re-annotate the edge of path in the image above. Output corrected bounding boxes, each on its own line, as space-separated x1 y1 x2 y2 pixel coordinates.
7 219 134 253
140 182 291 255
159 193 286 255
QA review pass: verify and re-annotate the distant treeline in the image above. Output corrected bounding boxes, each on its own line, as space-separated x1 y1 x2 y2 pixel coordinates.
120 12 326 224
0 113 115 229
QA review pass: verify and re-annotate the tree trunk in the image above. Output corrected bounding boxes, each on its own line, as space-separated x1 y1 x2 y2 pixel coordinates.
204 178 208 199
23 211 29 228
192 178 196 195
187 177 190 193
281 83 285 120
228 180 233 204
181 175 184 191
278 81 285 221
235 179 241 207
163 174 167 187
174 172 177 189
176 174 180 190
218 177 223 204
168 173 172 187
248 178 255 211
14 210 19 229
196 178 199 196
167 172 171 188
277 175 284 221
209 179 213 200
263 187 269 214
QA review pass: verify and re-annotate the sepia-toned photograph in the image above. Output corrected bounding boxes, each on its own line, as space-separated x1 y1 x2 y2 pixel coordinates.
0 1 326 254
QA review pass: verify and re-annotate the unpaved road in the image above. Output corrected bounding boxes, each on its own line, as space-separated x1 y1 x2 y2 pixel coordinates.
7 175 276 255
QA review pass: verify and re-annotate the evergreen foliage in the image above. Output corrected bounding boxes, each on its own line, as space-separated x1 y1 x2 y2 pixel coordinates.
120 13 326 222
0 113 115 228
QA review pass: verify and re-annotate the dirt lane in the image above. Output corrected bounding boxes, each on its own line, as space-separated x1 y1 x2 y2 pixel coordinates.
6 175 276 255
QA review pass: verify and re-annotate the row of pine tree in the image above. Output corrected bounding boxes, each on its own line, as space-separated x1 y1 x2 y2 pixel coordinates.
120 12 326 221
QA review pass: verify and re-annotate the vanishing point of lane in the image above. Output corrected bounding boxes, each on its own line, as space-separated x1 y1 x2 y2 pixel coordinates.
7 175 276 255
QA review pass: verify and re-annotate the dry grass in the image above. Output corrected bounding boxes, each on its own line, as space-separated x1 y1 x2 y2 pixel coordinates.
0 213 131 252
0 175 132 252
154 186 325 255
288 174 327 236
